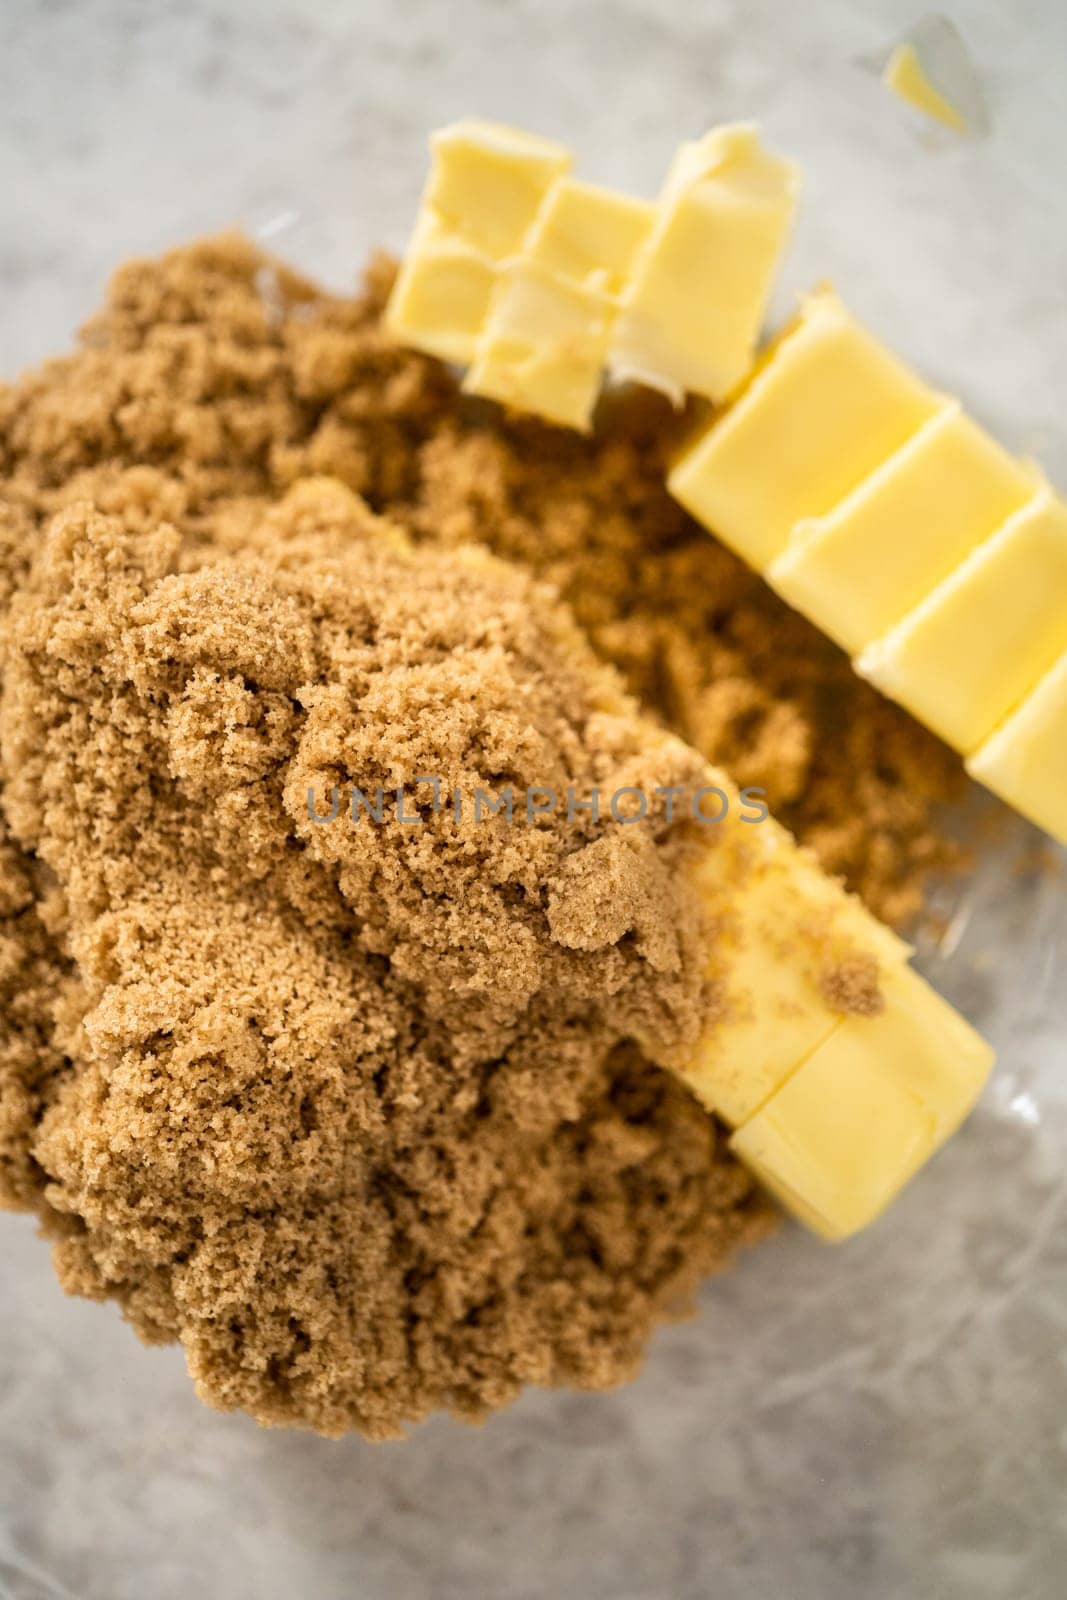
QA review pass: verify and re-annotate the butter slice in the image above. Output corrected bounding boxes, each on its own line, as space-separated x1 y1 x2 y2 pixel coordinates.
731 965 994 1240
523 178 655 295
385 121 571 365
612 124 800 403
424 119 572 259
883 42 969 134
858 490 1067 753
464 179 654 431
680 809 910 1128
668 291 942 569
384 214 498 366
769 404 1039 653
463 261 614 430
967 648 1067 846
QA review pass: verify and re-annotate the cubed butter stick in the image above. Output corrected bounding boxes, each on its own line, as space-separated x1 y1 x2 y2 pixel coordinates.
612 124 801 404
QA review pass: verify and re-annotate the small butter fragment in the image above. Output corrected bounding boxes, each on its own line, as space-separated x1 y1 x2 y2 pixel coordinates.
464 261 614 431
858 490 1067 753
612 124 800 403
683 812 910 1127
731 965 994 1240
668 290 943 569
523 177 655 295
967 648 1067 846
883 42 969 134
769 404 1039 654
384 120 571 365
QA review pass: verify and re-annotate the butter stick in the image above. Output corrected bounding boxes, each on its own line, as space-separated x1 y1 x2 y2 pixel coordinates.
667 287 1065 846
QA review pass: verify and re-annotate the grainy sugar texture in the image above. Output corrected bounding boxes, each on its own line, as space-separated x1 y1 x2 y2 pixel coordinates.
0 236 961 1436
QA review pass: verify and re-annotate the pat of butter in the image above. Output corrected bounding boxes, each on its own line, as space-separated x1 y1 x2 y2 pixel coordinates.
384 121 571 365
883 42 969 134
523 177 655 296
649 756 990 1242
612 124 800 404
967 648 1067 846
463 261 614 431
731 965 994 1241
668 290 943 569
464 179 655 430
769 404 1039 654
424 119 572 259
680 807 910 1128
858 490 1067 753
384 214 498 366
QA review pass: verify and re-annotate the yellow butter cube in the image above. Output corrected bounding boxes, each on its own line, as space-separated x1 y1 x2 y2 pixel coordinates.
668 291 943 569
384 215 497 365
464 179 654 428
967 648 1067 846
384 121 571 365
612 124 800 403
730 964 994 1240
424 119 572 259
463 261 614 431
768 404 1039 654
680 811 910 1127
858 489 1067 753
524 177 655 295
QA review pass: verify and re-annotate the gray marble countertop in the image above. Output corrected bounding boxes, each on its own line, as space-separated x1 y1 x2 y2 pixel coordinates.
1 2 1066 1597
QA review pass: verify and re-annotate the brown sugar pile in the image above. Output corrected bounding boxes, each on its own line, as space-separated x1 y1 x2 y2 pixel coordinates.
0 234 961 1436
1 485 771 1436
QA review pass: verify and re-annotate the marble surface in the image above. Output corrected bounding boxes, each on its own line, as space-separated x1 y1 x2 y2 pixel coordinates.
1 1 1066 1596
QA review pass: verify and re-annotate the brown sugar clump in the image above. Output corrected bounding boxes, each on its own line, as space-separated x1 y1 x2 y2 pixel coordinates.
819 954 886 1019
0 485 766 1437
0 235 961 1435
